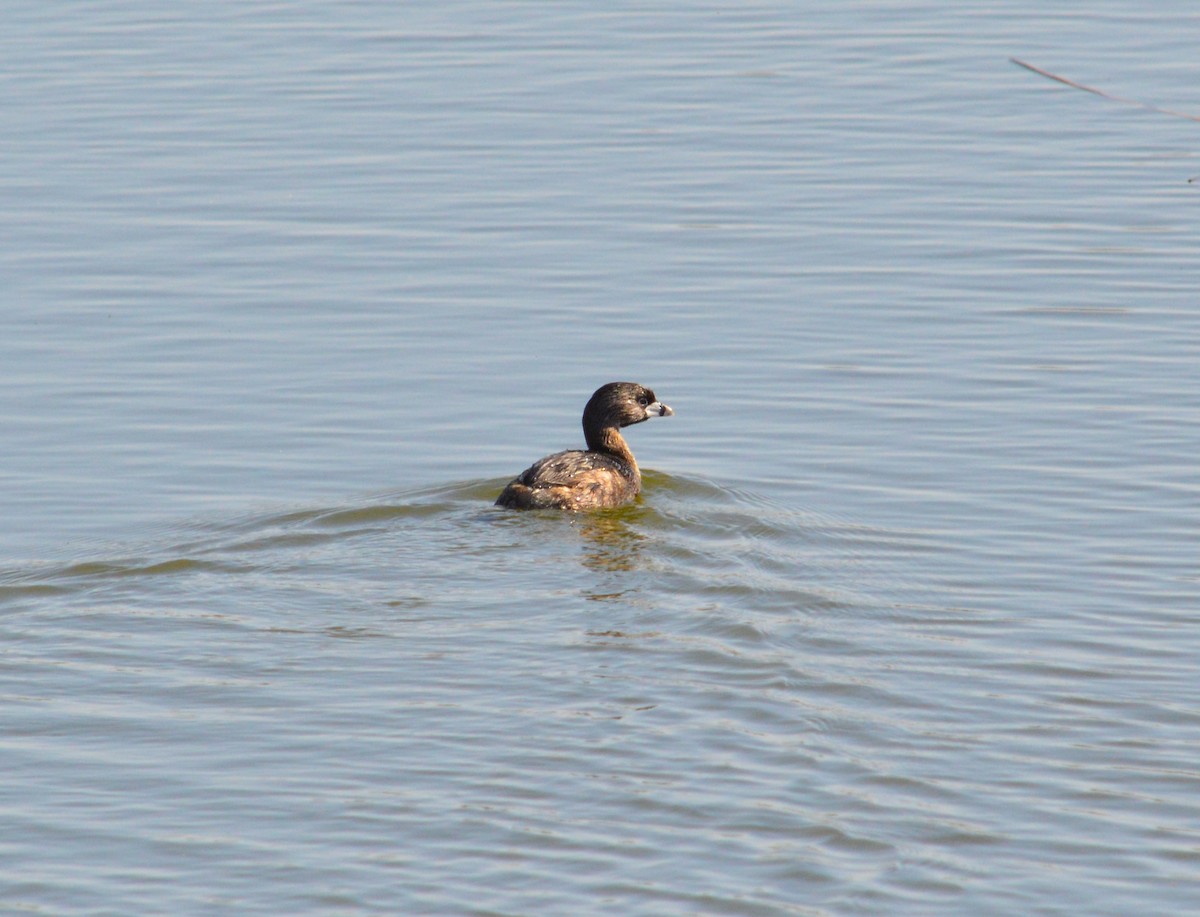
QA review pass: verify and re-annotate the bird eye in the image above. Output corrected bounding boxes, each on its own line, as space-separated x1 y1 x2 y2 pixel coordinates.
637 396 648 406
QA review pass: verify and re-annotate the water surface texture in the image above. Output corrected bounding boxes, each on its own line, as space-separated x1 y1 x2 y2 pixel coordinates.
3 2 1199 915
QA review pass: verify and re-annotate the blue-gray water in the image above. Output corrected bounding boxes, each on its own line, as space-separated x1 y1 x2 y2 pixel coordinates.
3 2 1199 915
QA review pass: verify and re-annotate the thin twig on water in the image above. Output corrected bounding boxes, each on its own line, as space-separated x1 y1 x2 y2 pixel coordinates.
1011 57 1200 181
1011 57 1200 124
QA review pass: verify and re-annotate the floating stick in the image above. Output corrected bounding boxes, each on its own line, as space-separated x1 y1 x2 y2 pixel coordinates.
1011 57 1200 124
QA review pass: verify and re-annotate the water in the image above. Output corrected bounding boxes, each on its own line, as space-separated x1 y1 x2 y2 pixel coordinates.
3 2 1200 914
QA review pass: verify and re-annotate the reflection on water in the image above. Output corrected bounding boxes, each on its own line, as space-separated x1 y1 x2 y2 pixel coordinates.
576 504 650 579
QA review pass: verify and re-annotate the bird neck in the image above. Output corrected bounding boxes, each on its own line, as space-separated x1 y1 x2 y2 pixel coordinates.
587 426 638 476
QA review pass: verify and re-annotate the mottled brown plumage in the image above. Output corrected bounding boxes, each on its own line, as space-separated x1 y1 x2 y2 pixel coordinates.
496 382 674 511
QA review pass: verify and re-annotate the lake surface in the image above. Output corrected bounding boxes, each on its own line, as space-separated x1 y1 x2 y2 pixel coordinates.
3 2 1200 914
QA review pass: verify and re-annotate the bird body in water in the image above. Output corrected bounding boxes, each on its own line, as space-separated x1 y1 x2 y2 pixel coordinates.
495 382 674 511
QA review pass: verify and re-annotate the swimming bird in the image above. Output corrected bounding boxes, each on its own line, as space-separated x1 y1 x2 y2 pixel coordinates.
495 382 674 511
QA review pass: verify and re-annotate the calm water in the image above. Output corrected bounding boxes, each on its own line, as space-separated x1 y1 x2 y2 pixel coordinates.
3 2 1200 914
